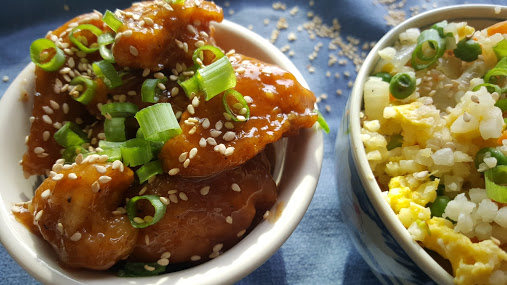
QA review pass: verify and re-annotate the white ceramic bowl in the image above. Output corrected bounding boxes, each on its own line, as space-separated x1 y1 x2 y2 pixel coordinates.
336 4 507 285
0 20 323 284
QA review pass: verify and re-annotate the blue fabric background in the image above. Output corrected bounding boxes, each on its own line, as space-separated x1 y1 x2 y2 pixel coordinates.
0 0 502 284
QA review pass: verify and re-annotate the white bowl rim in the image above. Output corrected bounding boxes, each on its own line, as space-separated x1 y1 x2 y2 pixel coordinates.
0 19 323 285
349 4 507 285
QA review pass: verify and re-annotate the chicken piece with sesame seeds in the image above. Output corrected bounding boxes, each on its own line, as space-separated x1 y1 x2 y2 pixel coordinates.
23 161 137 270
126 153 277 264
112 0 223 71
159 53 318 177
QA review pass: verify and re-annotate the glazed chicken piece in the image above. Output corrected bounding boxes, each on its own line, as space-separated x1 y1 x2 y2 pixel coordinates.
127 154 277 264
26 159 137 270
159 53 318 177
113 0 223 71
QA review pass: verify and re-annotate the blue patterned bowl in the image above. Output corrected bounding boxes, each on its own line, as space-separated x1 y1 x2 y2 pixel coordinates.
336 5 507 285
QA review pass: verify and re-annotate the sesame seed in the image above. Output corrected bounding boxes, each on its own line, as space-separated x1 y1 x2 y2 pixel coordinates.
206 137 217 146
129 46 139 56
75 153 84 164
91 181 100 193
179 152 188 162
134 217 145 224
213 243 223 252
142 68 150 77
68 173 78 180
145 234 150 245
200 186 210 195
42 115 52 125
34 147 45 154
183 159 190 168
157 82 166 90
161 251 171 259
179 192 188 201
157 258 170 266
209 251 220 259
95 165 107 174
192 96 200 107
2 75 9 82
160 196 170 205
41 189 51 199
57 223 64 234
42 106 54 115
171 87 179 96
202 118 210 129
99 176 112 183
190 255 201 261
225 216 233 224
210 130 222 137
187 104 195 115
144 265 155 271
199 137 207 147
223 131 236 141
231 183 241 192
263 210 270 219
224 122 234 129
139 186 148 195
70 232 82 241
42 131 51 141
224 147 235 156
34 210 43 221
63 103 69 114
169 194 178 203
52 173 64 181
223 112 232 121
168 190 177 194
168 168 180 175
112 160 123 170
189 148 198 159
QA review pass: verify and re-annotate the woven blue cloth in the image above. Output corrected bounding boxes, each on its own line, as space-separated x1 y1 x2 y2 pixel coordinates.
0 0 502 284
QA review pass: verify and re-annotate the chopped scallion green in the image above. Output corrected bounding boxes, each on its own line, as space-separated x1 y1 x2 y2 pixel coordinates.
29 38 66 72
69 24 103 53
126 195 167 228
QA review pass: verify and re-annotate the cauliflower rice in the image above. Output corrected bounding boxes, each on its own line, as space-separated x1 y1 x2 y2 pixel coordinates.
361 20 507 284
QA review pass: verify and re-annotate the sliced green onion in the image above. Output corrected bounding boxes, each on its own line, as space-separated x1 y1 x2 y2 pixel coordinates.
141 77 168 103
120 138 153 167
485 165 507 203
179 56 236 100
99 140 125 149
117 262 166 277
192 45 225 66
104 117 126 142
136 129 164 155
373 72 392 83
473 83 502 95
454 38 482 62
69 76 97 104
315 109 330 134
389 72 416 99
223 89 250 122
69 24 103 53
102 10 123 33
136 160 164 184
430 21 451 37
53 122 89 148
92 60 123 89
411 29 446 70
178 75 200 98
429 196 451 217
135 103 182 142
474 147 507 169
126 195 167 228
485 57 507 84
98 147 122 162
101 102 139 117
494 39 507 61
387 134 403 150
29 38 66 72
62 146 89 163
98 33 116 63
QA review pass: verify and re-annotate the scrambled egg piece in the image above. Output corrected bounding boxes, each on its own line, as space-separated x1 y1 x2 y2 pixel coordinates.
386 176 438 213
383 101 442 147
422 218 507 285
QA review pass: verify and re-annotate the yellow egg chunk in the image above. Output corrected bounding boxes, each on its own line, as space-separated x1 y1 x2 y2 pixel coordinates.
385 102 442 147
422 218 507 285
386 176 438 213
